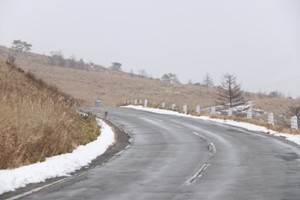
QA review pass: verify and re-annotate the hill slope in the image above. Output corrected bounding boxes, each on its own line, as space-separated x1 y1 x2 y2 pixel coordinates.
0 59 99 169
0 45 299 122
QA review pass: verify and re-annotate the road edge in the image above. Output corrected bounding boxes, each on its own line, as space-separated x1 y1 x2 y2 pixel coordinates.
0 118 130 200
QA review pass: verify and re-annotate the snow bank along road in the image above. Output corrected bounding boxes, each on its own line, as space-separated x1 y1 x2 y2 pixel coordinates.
12 107 300 200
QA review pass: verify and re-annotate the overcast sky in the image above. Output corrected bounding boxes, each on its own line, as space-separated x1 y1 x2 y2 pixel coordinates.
1 0 300 97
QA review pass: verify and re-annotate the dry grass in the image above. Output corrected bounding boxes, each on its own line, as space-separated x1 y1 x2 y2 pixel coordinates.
17 64 218 108
0 45 299 135
0 60 100 169
0 45 218 108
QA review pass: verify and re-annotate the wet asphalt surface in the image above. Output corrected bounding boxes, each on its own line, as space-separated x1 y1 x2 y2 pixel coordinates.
4 107 300 200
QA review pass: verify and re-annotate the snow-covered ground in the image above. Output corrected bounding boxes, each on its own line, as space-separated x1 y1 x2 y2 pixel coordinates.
0 119 115 195
125 105 300 146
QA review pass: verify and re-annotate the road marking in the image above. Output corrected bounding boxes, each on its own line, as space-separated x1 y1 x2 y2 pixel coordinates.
192 132 207 142
169 123 183 128
192 131 202 137
115 149 125 156
208 142 217 153
186 163 210 185
152 117 163 122
3 174 81 200
192 132 216 153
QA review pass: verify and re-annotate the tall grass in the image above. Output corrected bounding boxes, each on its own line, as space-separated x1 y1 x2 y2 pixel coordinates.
0 60 100 169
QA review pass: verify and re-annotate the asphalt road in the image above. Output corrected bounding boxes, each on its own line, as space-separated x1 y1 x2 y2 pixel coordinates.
19 107 300 200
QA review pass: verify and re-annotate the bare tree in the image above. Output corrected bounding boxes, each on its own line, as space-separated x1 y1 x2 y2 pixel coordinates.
203 73 214 88
268 90 284 98
217 73 244 108
78 58 86 70
49 51 65 66
68 54 77 68
138 69 148 77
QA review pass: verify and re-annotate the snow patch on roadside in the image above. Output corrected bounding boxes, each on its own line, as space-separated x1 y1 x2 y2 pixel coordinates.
0 119 115 195
125 105 300 146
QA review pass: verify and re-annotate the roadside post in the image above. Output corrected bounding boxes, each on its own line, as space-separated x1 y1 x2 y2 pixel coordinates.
183 105 188 115
268 113 274 126
210 106 216 115
95 99 101 107
291 116 298 130
196 105 201 115
247 109 252 119
171 103 176 111
228 109 232 117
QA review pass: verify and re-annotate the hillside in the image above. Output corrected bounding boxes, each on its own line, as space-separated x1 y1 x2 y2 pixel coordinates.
0 45 299 124
0 58 100 169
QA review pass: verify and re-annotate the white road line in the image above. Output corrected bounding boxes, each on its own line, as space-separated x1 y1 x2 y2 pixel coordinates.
152 118 163 122
4 174 80 200
192 132 217 153
208 142 217 153
192 132 202 137
169 123 183 128
185 132 214 185
186 163 210 185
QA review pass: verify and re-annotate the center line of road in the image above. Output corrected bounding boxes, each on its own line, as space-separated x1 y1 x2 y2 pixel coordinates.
192 132 217 153
186 163 210 185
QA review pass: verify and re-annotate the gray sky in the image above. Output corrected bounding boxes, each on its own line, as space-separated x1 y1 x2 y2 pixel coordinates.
1 0 300 97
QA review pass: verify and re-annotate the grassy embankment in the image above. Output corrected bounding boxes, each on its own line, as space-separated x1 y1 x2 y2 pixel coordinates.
0 59 100 169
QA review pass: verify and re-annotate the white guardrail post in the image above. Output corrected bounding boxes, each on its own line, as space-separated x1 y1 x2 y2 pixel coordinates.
247 108 252 119
144 99 148 107
196 105 201 115
210 106 216 115
268 112 274 126
228 108 232 117
291 116 298 130
162 102 166 109
183 105 188 115
171 103 176 111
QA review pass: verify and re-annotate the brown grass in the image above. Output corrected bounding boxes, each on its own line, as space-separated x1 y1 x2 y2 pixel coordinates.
0 60 100 169
0 45 299 136
0 45 218 108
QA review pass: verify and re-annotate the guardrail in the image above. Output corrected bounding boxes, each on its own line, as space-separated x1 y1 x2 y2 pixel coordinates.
123 98 299 131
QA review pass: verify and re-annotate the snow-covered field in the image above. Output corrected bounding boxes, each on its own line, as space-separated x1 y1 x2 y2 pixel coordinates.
125 105 300 146
0 119 115 195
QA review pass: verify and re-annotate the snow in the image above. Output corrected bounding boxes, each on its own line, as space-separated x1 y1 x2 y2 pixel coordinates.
124 105 300 146
0 118 115 195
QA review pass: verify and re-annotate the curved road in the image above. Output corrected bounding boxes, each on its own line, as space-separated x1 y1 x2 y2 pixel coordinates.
20 107 300 199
